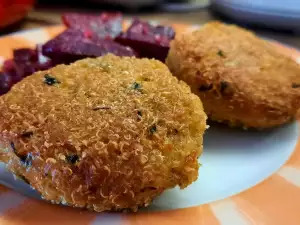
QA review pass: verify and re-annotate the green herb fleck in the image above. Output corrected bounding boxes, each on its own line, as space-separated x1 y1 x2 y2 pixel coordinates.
10 142 17 154
131 82 142 91
44 74 60 86
66 154 79 164
292 83 300 88
217 50 225 58
20 153 33 167
220 81 229 94
199 83 213 92
21 131 33 138
137 110 142 121
93 106 111 111
149 124 157 135
10 141 31 167
11 141 30 166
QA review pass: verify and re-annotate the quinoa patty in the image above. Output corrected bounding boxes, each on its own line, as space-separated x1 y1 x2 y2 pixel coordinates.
0 54 207 212
166 22 300 129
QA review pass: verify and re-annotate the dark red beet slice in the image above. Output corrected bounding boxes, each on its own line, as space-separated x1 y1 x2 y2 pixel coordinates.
13 48 39 78
14 46 55 77
115 19 175 61
15 62 37 78
2 59 23 84
2 47 55 87
0 72 12 95
62 12 123 39
1 46 56 96
13 48 38 63
3 59 15 72
35 44 55 70
42 29 136 64
35 60 54 71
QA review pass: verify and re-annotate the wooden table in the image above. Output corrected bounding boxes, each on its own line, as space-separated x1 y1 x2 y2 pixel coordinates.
4 3 300 49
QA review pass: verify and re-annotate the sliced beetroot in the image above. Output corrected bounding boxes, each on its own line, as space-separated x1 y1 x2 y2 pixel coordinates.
115 19 175 61
12 48 38 78
3 59 15 73
1 45 57 95
2 46 55 87
62 12 123 39
35 44 55 70
0 72 12 95
36 44 50 64
35 60 54 71
13 48 38 63
15 62 37 78
11 49 35 77
42 29 136 64
3 59 22 84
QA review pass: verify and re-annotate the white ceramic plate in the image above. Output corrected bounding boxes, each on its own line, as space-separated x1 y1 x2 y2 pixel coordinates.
0 23 300 225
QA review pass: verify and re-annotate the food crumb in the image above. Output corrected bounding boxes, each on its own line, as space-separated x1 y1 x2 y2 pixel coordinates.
149 124 157 134
66 154 79 164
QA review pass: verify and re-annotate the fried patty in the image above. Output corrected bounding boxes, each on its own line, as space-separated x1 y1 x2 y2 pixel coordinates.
0 54 207 212
166 22 300 129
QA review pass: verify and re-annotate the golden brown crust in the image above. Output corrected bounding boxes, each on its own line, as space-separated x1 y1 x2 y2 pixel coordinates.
166 21 300 128
0 54 207 212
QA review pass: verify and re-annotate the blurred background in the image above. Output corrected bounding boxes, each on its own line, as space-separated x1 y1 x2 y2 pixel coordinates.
0 0 300 48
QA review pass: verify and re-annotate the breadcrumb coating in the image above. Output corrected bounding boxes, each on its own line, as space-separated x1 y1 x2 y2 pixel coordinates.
166 22 300 129
0 54 207 212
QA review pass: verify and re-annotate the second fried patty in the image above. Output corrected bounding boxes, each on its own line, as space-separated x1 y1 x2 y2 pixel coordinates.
166 22 300 129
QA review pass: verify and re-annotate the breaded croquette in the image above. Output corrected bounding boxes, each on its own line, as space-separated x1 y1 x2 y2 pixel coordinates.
0 54 207 212
166 22 300 129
